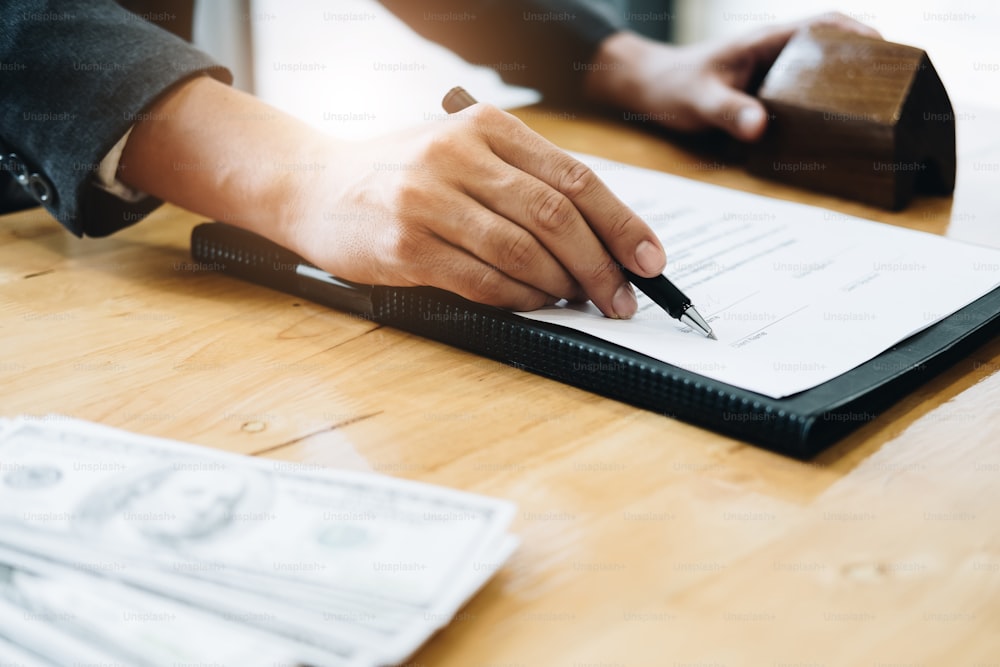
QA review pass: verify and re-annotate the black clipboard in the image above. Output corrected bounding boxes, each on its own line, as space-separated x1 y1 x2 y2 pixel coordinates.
191 221 1000 458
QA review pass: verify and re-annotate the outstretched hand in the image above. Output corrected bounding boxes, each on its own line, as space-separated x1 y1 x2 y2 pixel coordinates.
584 12 881 141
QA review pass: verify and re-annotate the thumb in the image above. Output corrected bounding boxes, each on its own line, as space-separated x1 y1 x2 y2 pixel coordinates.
696 80 769 141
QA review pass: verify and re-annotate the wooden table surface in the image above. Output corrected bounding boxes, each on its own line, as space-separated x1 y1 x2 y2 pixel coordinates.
2 106 999 666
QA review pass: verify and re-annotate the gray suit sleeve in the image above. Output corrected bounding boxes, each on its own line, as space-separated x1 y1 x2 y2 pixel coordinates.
379 0 624 103
0 0 232 236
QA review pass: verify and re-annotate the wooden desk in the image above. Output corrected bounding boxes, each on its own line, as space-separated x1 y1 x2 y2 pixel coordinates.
3 107 999 666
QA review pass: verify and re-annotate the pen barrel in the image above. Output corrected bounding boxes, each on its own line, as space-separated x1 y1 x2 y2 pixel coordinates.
442 86 478 113
622 269 690 319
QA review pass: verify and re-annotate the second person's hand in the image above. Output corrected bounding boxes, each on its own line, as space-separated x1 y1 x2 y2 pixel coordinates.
583 11 882 141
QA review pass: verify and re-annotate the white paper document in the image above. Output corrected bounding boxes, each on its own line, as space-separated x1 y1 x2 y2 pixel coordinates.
520 156 1000 398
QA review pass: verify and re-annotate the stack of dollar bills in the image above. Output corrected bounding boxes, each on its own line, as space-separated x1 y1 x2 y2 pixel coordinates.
0 417 518 666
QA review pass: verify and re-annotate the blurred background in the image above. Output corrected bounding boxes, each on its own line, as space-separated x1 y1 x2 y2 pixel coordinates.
192 0 998 140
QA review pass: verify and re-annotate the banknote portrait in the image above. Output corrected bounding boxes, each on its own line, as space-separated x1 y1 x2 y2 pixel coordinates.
72 465 274 547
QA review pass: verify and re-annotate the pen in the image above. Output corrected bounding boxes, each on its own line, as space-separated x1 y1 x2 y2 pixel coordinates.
442 86 717 340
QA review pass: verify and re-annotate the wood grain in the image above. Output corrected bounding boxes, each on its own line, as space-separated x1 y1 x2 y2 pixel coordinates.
1 104 998 666
747 27 957 210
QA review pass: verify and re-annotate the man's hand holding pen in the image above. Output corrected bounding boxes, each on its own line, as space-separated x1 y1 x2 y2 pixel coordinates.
441 87 714 339
287 102 665 320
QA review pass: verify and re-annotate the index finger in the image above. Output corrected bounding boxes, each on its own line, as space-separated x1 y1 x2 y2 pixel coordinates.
478 110 668 282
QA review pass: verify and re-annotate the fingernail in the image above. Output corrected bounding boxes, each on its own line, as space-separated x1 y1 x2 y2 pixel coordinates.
612 283 637 319
737 106 766 137
635 240 666 275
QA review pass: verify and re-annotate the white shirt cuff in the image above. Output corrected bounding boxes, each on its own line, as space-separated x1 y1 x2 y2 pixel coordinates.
96 127 147 203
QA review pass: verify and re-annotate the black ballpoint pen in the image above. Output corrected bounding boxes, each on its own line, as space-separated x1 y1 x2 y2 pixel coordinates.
442 86 717 340
622 269 716 340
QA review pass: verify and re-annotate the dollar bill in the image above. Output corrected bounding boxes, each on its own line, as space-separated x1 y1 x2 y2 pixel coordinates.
0 540 319 667
0 632 55 667
0 417 517 666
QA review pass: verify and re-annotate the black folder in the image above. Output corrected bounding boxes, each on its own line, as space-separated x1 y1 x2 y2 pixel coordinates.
191 222 1000 459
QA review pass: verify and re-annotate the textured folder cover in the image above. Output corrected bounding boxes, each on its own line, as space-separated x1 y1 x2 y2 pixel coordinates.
191 222 1000 458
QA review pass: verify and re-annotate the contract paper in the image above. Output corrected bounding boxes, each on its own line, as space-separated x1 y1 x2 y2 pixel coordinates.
519 155 1000 398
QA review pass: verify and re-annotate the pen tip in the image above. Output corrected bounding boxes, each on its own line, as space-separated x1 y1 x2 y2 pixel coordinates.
680 307 715 340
